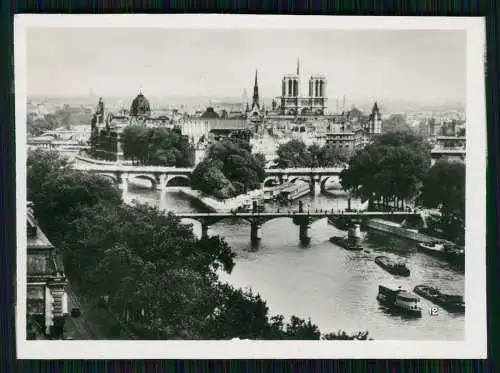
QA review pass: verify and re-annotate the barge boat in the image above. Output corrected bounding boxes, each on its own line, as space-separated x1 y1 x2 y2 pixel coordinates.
417 242 464 262
329 236 363 251
375 255 410 277
377 284 422 317
413 285 465 313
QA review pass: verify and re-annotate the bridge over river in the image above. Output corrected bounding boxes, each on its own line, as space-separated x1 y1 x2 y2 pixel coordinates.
174 209 423 244
73 161 347 195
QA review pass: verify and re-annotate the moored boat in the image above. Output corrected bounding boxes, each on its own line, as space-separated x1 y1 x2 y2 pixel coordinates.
329 236 363 251
277 182 310 202
375 255 410 277
376 284 422 317
413 285 465 313
417 242 465 262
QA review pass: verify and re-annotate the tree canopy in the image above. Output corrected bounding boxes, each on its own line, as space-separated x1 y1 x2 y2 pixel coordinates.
382 114 415 134
120 126 194 167
191 138 266 199
340 131 432 203
276 139 348 168
27 150 371 340
419 160 465 243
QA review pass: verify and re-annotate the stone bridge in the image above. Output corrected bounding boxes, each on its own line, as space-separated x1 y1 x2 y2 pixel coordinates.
174 209 423 245
72 163 347 195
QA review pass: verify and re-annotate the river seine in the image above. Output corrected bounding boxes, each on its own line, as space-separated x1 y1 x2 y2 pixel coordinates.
125 183 464 340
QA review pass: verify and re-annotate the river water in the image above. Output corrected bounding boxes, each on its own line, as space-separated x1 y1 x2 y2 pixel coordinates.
125 183 464 340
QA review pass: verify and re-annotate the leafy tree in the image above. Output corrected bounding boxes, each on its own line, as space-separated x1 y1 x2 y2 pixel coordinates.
276 139 310 168
191 159 235 198
27 150 372 341
419 160 465 243
382 114 414 134
341 131 431 205
116 126 194 166
191 138 265 198
282 316 321 340
276 140 348 168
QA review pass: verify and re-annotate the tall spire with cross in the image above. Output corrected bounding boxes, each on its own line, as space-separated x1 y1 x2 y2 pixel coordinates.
252 69 260 109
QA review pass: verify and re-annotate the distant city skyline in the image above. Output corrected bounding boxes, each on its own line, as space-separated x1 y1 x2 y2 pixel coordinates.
26 28 466 105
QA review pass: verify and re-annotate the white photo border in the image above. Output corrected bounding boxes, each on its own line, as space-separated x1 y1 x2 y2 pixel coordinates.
15 14 487 359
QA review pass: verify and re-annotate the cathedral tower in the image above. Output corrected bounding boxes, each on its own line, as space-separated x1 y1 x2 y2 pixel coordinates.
369 101 382 134
252 70 260 109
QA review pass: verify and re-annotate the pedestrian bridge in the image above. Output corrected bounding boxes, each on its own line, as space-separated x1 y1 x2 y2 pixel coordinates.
173 209 423 244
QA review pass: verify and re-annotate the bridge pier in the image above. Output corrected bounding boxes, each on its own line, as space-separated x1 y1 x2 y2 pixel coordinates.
157 174 167 191
201 224 209 240
116 133 124 162
250 222 262 244
310 177 321 196
159 189 166 210
119 174 129 201
299 223 311 244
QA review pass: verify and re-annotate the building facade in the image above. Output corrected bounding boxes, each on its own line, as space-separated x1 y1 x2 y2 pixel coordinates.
27 203 68 339
278 60 328 116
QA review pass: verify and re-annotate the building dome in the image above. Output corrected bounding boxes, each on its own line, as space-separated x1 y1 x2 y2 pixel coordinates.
200 107 220 119
130 92 151 117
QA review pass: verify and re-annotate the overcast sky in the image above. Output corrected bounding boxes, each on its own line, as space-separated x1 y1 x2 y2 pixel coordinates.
26 28 466 104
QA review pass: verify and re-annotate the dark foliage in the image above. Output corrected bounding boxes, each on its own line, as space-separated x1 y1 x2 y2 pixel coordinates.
276 139 348 168
419 160 465 243
191 138 266 198
120 126 194 166
340 131 432 203
27 151 371 340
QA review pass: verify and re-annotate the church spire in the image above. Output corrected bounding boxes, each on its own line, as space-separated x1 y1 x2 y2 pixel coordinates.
252 69 260 109
297 58 300 75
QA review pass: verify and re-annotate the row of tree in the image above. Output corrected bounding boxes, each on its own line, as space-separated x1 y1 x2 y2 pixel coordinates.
27 149 371 340
339 131 465 243
120 126 195 167
191 138 267 199
89 129 118 162
275 139 349 169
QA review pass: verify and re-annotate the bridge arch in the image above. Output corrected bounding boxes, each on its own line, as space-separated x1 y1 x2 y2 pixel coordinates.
97 173 119 185
166 175 191 187
287 176 311 184
320 175 342 192
263 176 280 188
128 174 157 189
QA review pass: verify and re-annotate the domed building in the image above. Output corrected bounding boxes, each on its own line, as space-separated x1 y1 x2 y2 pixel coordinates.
130 91 151 117
200 107 220 119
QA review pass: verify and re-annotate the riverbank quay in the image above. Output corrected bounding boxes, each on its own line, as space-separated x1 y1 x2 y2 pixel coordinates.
179 188 264 212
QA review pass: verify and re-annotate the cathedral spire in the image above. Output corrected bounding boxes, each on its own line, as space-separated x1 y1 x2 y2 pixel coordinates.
252 69 260 109
297 58 300 75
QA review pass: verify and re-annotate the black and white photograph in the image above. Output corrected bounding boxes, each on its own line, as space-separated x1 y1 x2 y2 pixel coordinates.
16 15 487 359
